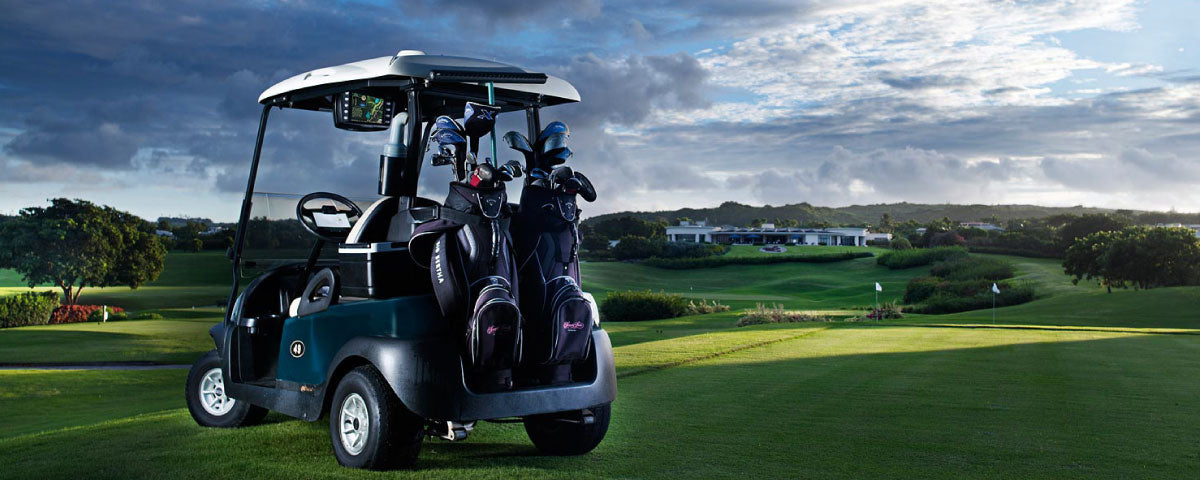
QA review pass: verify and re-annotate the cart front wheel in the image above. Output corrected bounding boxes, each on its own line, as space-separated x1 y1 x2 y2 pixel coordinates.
185 350 268 428
524 403 611 455
329 365 425 470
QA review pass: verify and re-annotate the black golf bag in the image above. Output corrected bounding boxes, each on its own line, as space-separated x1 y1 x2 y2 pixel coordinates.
410 183 522 391
511 184 594 385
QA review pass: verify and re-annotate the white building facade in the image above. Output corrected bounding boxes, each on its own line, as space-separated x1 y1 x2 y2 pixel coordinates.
665 222 891 246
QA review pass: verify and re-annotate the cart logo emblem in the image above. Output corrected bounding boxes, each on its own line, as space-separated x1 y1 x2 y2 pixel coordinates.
290 340 305 358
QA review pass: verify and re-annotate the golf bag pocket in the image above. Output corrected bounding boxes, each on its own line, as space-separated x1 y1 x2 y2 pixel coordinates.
467 278 523 370
536 276 593 365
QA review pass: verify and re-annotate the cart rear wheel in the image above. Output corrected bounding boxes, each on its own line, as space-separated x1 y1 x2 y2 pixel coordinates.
524 403 611 455
186 350 268 428
329 365 424 470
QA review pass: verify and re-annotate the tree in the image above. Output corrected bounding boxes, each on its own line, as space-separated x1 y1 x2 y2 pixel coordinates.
578 222 609 252
1055 213 1128 252
929 231 966 247
1064 226 1200 291
587 216 662 242
611 235 665 261
878 213 896 233
0 199 166 305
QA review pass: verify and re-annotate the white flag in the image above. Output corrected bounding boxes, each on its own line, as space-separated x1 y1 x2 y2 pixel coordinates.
875 282 883 292
992 283 1000 294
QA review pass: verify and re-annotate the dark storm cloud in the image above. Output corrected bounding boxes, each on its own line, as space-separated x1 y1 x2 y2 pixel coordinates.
549 52 711 129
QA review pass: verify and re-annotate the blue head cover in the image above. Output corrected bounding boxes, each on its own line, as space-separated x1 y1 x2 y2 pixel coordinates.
537 121 570 154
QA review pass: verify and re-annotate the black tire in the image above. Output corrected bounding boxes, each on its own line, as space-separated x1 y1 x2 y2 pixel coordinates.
524 403 611 455
186 350 268 428
329 365 425 470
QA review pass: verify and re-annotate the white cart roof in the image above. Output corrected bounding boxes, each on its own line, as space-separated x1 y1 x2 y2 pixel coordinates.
258 51 580 105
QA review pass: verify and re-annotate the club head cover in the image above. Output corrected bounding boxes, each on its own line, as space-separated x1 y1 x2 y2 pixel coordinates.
574 171 597 202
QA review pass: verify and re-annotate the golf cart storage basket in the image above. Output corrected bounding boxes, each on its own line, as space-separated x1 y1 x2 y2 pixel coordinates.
337 242 422 298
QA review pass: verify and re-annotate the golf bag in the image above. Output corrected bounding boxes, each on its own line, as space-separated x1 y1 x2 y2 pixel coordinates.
511 184 594 384
410 183 522 391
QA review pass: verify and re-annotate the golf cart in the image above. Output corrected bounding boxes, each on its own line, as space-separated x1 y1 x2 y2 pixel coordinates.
185 50 616 470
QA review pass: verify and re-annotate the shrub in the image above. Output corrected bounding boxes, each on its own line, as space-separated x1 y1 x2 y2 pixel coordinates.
929 256 1015 281
611 235 665 261
906 282 1036 314
49 305 124 325
929 231 967 247
903 276 940 304
876 246 968 269
890 237 913 250
736 303 833 327
131 312 164 320
645 251 873 269
87 307 129 322
660 242 728 259
864 301 904 320
686 299 731 315
600 290 688 322
0 291 61 328
865 238 891 247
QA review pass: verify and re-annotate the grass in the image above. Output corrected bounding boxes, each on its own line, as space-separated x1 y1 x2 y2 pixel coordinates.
2 325 1198 478
0 252 231 310
0 308 221 364
3 247 1200 477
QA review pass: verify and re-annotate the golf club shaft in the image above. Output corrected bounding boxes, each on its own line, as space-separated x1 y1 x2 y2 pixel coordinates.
487 82 498 168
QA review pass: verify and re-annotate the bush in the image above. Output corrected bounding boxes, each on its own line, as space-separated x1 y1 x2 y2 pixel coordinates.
929 256 1015 281
611 235 665 261
890 237 913 250
864 301 904 320
130 312 164 320
865 238 891 247
903 276 940 304
49 305 124 325
645 251 873 269
87 307 129 322
660 242 728 259
0 291 61 328
737 303 832 327
686 299 730 315
876 246 968 269
929 232 967 247
906 282 1036 314
600 290 688 322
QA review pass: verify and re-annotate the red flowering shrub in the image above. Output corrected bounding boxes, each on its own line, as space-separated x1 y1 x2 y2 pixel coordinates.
49 305 125 324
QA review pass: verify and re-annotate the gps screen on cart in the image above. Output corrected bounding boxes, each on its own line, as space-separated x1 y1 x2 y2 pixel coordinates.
348 92 389 125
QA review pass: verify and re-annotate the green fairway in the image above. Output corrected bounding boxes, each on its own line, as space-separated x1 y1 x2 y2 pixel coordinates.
0 309 220 364
582 252 915 310
2 324 1198 478
2 248 1199 477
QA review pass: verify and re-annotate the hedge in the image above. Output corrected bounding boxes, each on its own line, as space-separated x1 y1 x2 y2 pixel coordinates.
0 291 61 328
737 303 832 327
905 282 1036 314
928 256 1015 281
644 251 873 269
967 245 1061 259
876 246 968 269
600 290 688 322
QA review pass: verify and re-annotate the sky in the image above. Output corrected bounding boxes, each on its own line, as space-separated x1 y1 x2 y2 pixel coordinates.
0 0 1197 222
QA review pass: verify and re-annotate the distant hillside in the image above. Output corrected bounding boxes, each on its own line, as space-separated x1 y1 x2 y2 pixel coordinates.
584 201 1192 227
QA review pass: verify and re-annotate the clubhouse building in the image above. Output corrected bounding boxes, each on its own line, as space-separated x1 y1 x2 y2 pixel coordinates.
665 221 892 247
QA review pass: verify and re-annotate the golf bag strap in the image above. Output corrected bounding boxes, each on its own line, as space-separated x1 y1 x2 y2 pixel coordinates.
411 204 510 230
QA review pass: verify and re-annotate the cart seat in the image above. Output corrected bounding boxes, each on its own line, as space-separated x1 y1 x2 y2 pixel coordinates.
288 268 338 317
346 195 441 244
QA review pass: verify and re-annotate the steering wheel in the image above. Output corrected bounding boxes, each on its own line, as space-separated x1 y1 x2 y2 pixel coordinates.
295 192 363 243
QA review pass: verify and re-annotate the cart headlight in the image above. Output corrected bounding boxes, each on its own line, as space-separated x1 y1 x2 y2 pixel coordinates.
581 292 601 327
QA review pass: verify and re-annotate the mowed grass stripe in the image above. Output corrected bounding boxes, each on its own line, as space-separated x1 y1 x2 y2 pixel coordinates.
3 326 1198 478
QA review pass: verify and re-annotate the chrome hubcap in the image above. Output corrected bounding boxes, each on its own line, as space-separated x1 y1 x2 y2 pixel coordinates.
199 367 235 416
339 393 370 455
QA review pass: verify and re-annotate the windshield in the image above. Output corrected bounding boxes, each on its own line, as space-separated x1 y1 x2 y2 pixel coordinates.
239 108 385 276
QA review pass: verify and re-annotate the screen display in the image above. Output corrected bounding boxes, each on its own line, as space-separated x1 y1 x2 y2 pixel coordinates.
337 92 394 129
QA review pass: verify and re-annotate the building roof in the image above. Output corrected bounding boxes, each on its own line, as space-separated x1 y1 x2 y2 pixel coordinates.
259 51 580 105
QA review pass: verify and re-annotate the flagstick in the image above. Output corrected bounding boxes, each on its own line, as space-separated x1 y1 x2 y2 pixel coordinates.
874 289 879 321
992 292 996 324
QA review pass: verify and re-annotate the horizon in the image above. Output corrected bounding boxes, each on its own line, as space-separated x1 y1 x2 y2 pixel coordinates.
1 1 1197 222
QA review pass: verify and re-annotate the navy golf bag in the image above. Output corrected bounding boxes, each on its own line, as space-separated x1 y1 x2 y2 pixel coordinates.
511 184 594 385
410 183 522 391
